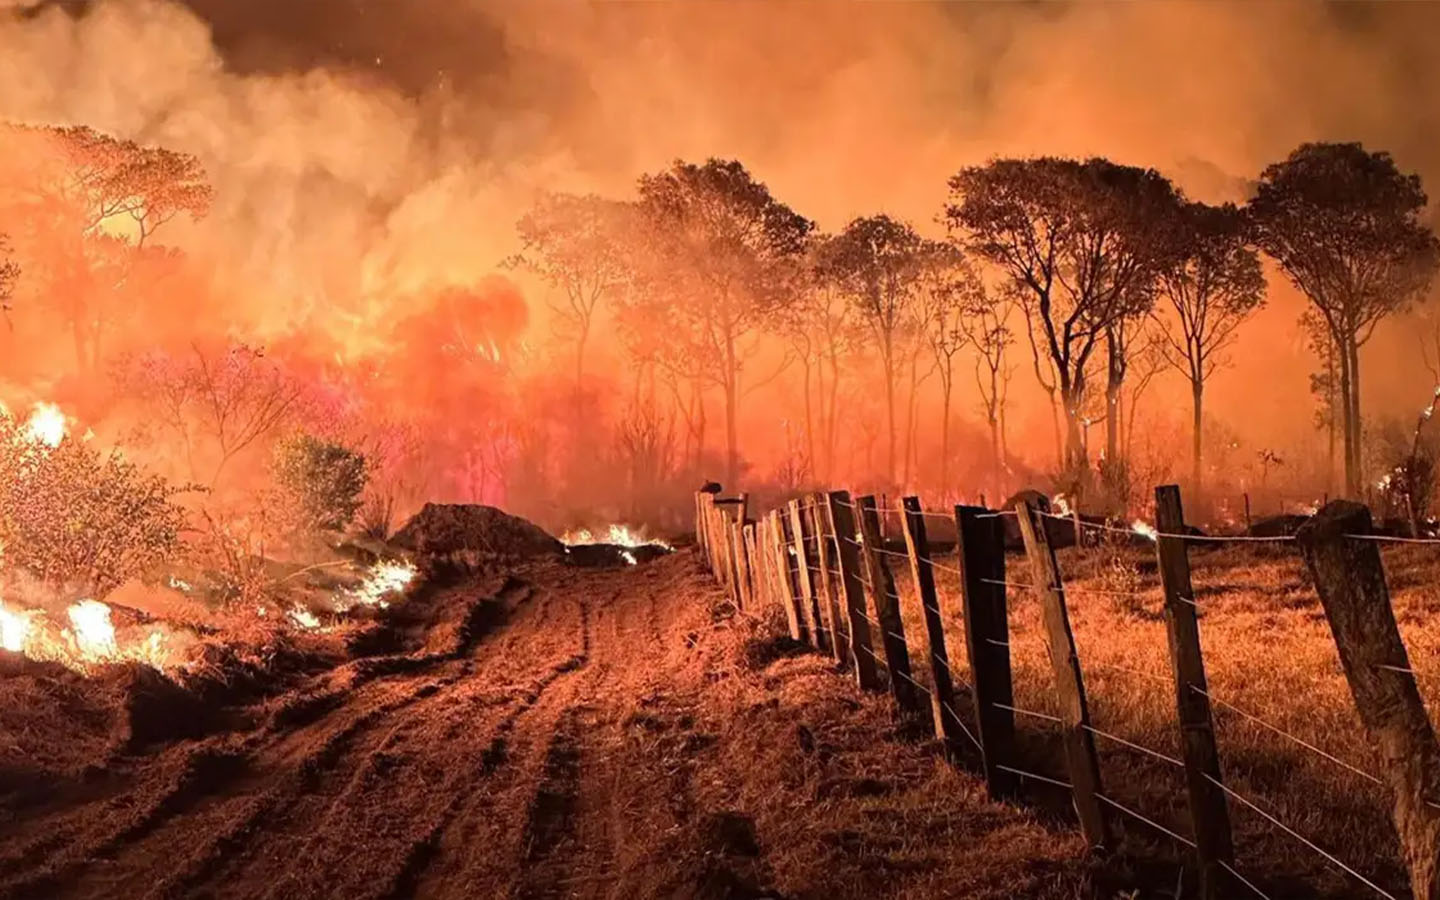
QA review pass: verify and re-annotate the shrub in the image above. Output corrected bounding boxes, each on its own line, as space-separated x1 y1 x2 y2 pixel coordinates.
0 416 189 595
271 432 368 535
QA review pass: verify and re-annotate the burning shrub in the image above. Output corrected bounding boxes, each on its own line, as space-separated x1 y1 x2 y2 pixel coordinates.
1371 409 1440 536
271 432 368 536
0 413 190 596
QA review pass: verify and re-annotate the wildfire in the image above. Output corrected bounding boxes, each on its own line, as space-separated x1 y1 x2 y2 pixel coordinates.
561 524 671 550
1132 520 1159 542
335 559 417 611
23 402 67 448
1054 493 1073 516
67 600 117 657
288 607 321 629
0 596 180 672
0 600 30 652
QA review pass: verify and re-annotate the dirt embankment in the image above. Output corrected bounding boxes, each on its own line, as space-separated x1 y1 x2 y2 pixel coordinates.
0 536 1099 900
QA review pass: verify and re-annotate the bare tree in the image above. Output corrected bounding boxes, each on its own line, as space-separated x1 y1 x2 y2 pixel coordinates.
1250 142 1440 497
819 215 925 485
631 159 812 484
959 287 1018 498
1151 201 1265 496
945 157 1178 476
917 242 985 495
510 193 631 388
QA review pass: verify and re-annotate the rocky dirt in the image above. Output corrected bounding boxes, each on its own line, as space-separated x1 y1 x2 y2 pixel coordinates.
0 551 1098 900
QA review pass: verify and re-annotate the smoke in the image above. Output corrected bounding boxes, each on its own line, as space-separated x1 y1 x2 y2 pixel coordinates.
0 0 1437 511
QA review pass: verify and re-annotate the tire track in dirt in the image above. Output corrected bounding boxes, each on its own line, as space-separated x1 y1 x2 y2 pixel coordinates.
0 578 534 900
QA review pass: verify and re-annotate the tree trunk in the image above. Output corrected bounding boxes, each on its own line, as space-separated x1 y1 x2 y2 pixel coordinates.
1192 379 1204 499
826 351 841 482
939 376 952 496
1062 384 1086 474
724 330 739 487
1047 389 1063 470
1348 336 1364 494
802 357 816 482
1336 333 1356 497
883 338 897 487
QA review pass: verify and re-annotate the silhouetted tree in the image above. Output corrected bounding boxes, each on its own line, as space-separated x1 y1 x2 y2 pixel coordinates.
1250 142 1440 497
632 159 812 484
959 286 1017 498
917 242 984 495
510 192 631 387
820 215 925 485
1152 201 1266 496
945 157 1178 475
0 235 17 315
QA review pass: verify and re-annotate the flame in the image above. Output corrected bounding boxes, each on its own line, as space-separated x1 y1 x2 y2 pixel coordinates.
66 599 117 657
288 607 321 629
1054 493 1073 516
23 402 67 448
0 600 30 652
335 560 417 611
620 550 638 566
561 524 671 550
1132 520 1159 542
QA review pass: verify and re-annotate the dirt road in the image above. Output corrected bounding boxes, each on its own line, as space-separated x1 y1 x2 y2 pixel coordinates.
0 554 1095 900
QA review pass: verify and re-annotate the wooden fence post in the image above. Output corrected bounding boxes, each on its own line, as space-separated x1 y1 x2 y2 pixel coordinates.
1154 486 1234 899
900 497 965 755
827 491 879 691
1015 500 1110 849
790 498 831 653
742 523 759 612
730 493 750 610
809 493 848 666
695 492 707 565
857 495 921 713
1297 501 1440 900
770 511 804 641
955 504 1019 801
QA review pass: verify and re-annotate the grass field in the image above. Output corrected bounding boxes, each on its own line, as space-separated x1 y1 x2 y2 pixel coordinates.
865 532 1440 899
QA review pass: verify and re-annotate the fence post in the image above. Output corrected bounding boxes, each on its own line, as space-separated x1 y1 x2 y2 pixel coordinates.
955 504 1019 801
900 497 965 755
730 494 751 610
1297 501 1440 900
1015 500 1110 849
809 493 847 666
695 492 707 565
742 523 759 611
789 498 826 651
857 495 921 714
827 491 880 691
1154 486 1234 899
770 511 804 641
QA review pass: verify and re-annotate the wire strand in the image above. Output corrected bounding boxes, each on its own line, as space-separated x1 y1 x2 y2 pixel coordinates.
1201 773 1398 900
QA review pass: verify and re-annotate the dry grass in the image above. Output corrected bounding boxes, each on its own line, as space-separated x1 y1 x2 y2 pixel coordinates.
871 531 1440 899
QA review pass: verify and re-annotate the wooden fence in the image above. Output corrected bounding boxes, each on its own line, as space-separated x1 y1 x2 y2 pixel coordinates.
694 487 1440 900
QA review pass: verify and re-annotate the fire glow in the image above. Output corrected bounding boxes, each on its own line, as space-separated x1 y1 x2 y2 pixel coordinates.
0 596 178 673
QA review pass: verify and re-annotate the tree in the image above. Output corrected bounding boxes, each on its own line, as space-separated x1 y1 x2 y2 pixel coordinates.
5 125 211 370
272 432 369 535
1152 201 1266 496
959 287 1017 498
1250 142 1440 497
820 215 926 485
632 158 813 484
510 193 630 387
917 242 985 495
945 158 1179 476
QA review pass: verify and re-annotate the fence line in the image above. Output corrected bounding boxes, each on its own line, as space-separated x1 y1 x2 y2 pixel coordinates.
693 488 1437 900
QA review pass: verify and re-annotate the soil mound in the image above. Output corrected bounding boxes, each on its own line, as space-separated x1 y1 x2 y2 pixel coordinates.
392 503 564 560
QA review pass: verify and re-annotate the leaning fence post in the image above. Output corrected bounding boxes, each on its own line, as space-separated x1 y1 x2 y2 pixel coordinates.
774 511 805 641
857 495 921 713
695 492 707 564
900 497 965 756
1154 485 1234 899
1015 500 1110 849
955 504 1019 801
1297 501 1440 900
827 491 879 691
789 499 827 651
